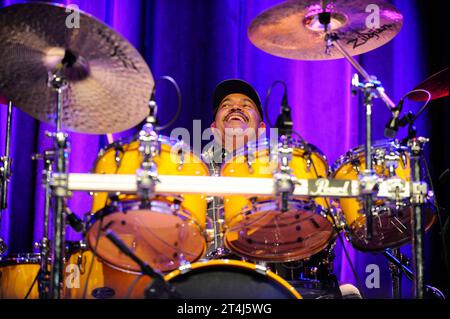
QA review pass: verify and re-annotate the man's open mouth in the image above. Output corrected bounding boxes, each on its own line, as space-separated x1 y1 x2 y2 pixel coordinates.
224 111 249 123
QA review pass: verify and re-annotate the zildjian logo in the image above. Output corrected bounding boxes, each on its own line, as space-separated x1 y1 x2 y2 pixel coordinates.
346 24 395 49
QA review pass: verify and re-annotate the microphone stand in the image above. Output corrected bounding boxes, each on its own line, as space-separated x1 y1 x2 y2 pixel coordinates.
274 93 294 213
104 229 180 299
382 249 445 299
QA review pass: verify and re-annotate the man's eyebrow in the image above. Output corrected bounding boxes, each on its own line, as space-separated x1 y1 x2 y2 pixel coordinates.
220 97 254 104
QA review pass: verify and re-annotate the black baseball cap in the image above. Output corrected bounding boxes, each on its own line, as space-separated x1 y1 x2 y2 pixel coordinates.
212 79 263 118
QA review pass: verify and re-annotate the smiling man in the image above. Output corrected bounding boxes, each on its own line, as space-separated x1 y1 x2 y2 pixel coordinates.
210 79 266 158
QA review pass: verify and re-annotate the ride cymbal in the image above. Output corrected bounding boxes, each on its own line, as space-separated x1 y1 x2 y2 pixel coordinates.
248 0 403 60
0 3 154 134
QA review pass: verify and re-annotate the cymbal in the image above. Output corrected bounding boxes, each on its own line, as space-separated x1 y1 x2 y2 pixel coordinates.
248 0 403 60
0 3 154 134
408 67 449 102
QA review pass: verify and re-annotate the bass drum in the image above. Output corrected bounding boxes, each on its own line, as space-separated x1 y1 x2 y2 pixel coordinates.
0 254 40 299
86 136 210 273
164 259 301 299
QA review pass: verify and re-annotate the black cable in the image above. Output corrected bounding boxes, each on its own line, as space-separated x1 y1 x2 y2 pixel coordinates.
125 274 145 299
153 76 182 131
24 270 40 299
264 80 288 128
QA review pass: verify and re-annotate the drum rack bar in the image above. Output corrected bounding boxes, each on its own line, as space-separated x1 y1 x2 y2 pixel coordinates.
66 173 421 199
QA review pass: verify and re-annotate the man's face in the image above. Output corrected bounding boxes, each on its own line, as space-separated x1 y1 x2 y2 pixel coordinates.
211 93 265 143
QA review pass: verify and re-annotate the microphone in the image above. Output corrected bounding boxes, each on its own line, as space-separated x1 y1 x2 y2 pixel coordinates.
384 98 404 138
275 87 293 137
66 208 84 233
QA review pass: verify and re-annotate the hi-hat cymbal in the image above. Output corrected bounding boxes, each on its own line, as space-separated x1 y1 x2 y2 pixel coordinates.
408 67 449 102
0 3 154 134
248 0 403 61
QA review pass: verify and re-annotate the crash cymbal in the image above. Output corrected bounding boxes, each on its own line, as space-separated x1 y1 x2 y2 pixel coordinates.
0 3 154 134
408 67 449 102
248 0 403 61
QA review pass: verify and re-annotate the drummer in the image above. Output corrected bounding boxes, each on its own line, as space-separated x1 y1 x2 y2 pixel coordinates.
202 79 362 299
203 78 266 173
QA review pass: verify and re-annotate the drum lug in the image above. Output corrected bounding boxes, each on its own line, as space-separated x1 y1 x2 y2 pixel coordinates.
305 151 312 173
179 261 192 274
175 141 185 171
255 263 268 275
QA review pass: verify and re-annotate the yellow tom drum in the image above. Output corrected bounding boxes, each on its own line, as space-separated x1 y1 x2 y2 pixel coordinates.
0 254 40 299
86 136 209 273
220 139 336 262
164 259 301 299
332 140 436 251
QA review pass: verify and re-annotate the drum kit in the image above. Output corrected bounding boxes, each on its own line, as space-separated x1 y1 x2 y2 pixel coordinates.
0 1 448 300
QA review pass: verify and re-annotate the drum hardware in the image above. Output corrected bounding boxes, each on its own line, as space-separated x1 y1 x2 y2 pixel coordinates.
31 149 56 299
382 248 445 300
274 136 296 213
0 100 13 254
104 228 180 299
387 248 403 299
136 98 160 202
407 136 429 299
47 64 71 300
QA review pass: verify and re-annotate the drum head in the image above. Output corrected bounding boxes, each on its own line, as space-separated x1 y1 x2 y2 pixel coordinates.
164 260 300 299
224 201 335 262
87 203 206 273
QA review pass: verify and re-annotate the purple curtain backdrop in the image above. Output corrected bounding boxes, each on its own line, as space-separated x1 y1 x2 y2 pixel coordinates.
0 0 443 299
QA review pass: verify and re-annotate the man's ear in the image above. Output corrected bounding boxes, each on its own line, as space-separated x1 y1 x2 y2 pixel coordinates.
211 121 217 129
258 121 266 129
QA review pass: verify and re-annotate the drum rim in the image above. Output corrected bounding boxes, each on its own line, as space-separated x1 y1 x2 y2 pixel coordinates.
331 138 408 175
0 253 41 265
86 198 204 231
220 137 329 173
85 199 207 274
163 259 302 299
222 199 336 263
91 135 203 173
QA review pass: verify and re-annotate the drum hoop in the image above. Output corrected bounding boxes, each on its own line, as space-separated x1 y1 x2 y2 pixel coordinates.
0 253 41 266
163 259 302 299
221 138 329 172
86 199 204 232
90 135 200 173
331 139 408 175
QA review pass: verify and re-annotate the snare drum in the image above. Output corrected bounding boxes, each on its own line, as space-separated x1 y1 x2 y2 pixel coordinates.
0 254 40 299
87 136 209 273
220 139 335 262
164 259 301 299
332 140 436 251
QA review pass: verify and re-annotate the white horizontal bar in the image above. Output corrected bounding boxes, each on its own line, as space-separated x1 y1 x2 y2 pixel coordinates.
67 173 420 199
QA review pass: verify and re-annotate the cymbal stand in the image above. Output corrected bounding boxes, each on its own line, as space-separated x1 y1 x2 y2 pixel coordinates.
319 18 397 241
0 100 13 254
136 96 160 203
388 248 403 298
48 66 70 299
323 26 428 298
407 136 428 299
32 150 55 299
